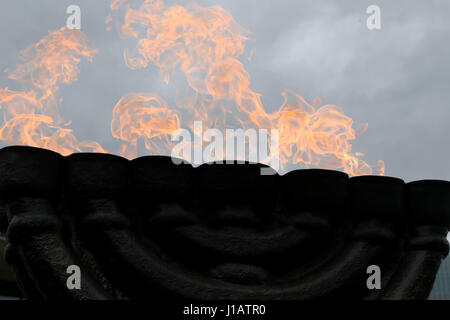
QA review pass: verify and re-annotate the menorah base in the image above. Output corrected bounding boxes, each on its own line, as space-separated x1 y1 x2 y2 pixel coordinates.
0 146 449 300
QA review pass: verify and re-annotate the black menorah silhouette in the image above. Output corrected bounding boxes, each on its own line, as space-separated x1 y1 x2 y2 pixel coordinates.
0 146 448 300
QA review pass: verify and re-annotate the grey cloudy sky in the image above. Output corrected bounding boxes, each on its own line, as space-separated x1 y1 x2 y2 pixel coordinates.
0 0 449 182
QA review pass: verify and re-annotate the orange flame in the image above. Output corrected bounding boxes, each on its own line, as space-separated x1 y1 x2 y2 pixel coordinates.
111 93 180 158
108 0 384 175
0 27 106 155
0 2 384 176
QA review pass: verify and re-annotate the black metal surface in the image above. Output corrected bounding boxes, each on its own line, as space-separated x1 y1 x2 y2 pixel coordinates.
0 145 449 300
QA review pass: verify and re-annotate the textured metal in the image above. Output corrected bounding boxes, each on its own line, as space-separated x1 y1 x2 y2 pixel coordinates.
0 145 449 300
0 235 19 297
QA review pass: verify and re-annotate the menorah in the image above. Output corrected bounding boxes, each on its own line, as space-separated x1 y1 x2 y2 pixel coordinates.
0 146 448 300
